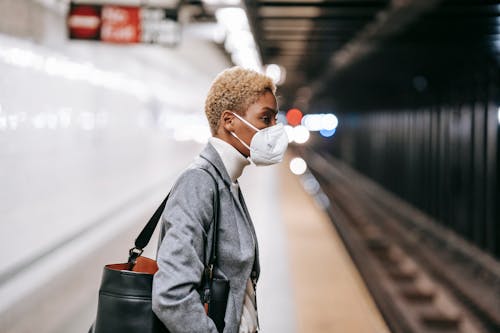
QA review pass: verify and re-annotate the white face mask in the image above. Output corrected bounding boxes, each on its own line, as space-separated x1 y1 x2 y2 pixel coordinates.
229 112 289 166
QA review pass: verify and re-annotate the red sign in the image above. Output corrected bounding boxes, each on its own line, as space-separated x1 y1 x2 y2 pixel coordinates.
67 2 180 46
101 6 140 43
68 4 101 40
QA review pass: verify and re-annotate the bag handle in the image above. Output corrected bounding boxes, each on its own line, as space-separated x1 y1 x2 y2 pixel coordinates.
128 168 220 270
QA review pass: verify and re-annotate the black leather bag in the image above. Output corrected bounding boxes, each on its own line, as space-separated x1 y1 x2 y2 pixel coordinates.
89 169 229 333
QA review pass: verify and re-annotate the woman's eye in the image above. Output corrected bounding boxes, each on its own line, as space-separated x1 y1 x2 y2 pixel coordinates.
262 117 271 124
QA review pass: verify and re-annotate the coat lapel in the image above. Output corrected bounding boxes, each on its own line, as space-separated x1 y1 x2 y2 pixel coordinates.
199 143 260 277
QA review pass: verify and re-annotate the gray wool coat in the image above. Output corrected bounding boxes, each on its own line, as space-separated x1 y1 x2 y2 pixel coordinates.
152 142 260 333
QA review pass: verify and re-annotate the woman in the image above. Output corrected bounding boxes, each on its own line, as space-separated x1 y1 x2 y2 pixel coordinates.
152 67 289 333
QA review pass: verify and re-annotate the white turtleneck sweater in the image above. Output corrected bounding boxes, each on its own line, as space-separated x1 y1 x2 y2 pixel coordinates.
208 136 250 184
208 137 259 333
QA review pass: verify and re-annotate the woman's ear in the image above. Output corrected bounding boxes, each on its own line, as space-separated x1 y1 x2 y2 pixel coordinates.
221 110 235 132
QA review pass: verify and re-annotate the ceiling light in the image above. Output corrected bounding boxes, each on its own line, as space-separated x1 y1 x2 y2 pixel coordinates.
215 8 249 32
203 0 241 6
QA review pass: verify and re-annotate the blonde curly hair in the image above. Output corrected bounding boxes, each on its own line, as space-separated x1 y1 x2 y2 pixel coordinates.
205 66 276 135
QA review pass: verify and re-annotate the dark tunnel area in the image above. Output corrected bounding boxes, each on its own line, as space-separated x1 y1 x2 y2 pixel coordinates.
309 0 500 258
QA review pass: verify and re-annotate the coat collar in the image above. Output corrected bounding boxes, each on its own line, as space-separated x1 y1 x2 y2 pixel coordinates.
199 142 233 188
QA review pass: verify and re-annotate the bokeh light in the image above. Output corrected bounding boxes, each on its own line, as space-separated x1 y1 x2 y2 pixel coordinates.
286 108 303 126
322 113 338 130
320 128 336 137
293 125 310 144
284 125 294 143
302 113 338 132
265 64 285 85
290 157 307 175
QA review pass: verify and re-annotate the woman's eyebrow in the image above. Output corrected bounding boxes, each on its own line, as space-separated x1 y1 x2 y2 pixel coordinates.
261 107 278 115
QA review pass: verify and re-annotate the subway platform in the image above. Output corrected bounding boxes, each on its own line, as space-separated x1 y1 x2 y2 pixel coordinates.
1 1 499 332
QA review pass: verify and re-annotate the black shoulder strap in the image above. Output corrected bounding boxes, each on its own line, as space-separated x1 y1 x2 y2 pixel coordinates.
128 193 170 265
128 168 220 268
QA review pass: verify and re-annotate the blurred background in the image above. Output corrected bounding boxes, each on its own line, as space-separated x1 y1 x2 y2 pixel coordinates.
0 0 499 333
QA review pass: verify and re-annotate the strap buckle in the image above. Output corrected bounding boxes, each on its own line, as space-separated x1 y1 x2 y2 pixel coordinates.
205 264 214 279
128 247 144 269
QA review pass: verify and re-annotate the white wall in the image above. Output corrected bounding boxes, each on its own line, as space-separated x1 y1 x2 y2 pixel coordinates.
0 1 231 332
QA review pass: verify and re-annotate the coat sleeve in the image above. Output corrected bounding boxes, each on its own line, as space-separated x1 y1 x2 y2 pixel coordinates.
152 168 219 333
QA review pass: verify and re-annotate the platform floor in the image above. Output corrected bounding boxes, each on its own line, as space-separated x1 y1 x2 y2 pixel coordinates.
276 154 390 333
43 149 389 333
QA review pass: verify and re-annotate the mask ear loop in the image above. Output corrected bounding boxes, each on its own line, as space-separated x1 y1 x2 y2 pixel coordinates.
228 112 258 152
231 112 260 132
230 131 251 151
229 131 257 165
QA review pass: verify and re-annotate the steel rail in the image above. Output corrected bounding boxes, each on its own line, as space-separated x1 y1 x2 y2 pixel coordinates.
302 148 500 333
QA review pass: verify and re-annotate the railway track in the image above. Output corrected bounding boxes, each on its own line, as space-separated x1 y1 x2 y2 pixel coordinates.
299 148 500 333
